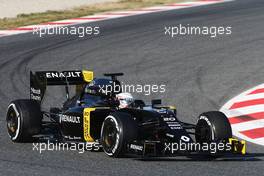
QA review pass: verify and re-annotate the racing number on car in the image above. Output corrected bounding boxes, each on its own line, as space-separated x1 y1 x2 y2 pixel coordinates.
83 108 96 142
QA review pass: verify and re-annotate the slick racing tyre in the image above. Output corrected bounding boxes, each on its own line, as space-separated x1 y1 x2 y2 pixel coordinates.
195 111 232 143
101 112 138 157
6 99 42 142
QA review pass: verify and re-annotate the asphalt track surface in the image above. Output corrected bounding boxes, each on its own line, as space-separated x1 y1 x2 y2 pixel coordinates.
0 0 264 175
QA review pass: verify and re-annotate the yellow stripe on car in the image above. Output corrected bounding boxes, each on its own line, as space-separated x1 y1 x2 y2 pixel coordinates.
83 108 96 142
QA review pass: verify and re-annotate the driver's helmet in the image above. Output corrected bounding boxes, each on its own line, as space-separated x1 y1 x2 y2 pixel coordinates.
85 78 113 96
116 92 134 108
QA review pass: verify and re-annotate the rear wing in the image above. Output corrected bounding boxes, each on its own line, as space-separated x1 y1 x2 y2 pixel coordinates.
30 70 93 103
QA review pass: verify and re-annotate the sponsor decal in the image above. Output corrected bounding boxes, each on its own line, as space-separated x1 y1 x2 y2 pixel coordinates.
170 126 182 130
130 144 143 151
30 94 41 101
30 87 41 94
60 114 81 124
30 87 41 101
199 116 212 126
163 117 176 121
46 71 82 78
199 115 214 140
83 108 96 142
167 122 183 130
64 136 82 140
157 109 167 113
166 133 175 138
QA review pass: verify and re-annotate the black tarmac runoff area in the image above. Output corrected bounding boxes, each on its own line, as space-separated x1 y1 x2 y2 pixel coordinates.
0 0 264 175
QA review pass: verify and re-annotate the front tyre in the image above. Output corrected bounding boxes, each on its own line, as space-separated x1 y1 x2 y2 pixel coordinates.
195 111 232 157
100 112 138 157
6 99 42 142
195 111 232 143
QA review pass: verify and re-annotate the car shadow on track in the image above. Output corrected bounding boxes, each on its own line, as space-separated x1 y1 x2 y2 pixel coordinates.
135 153 264 162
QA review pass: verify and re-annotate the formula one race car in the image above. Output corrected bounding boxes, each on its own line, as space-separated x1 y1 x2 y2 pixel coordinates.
6 70 246 157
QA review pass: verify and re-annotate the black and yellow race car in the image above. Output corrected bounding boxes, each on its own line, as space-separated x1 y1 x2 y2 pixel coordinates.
6 70 245 157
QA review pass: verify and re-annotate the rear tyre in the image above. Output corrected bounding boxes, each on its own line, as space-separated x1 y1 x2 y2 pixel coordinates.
100 112 138 157
6 99 42 142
